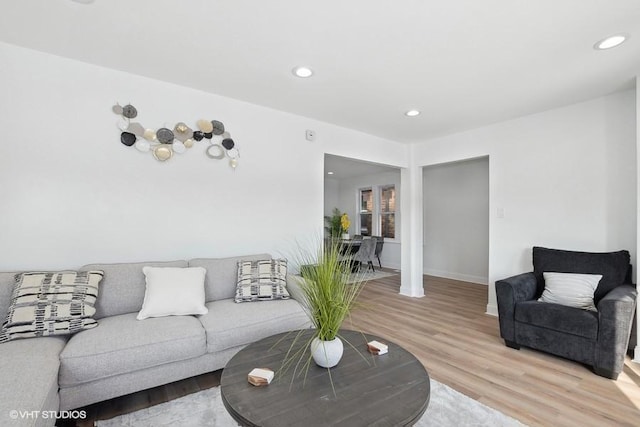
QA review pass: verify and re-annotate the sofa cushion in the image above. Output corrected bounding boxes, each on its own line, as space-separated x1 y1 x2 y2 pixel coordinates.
1 271 103 343
235 259 289 303
59 312 206 387
0 272 18 323
81 260 187 319
137 267 208 320
515 300 599 340
533 247 630 303
198 298 311 353
0 336 67 427
189 254 271 302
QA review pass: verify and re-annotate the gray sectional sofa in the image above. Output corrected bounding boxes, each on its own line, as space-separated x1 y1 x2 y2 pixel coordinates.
0 254 311 427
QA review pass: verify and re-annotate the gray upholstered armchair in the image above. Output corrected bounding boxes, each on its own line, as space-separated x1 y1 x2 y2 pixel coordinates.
496 247 637 380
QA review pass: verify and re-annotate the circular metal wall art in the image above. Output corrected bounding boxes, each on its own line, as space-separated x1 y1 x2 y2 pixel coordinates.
122 104 138 119
226 147 240 159
156 128 175 144
206 144 225 159
153 145 173 161
127 122 145 137
113 103 240 168
135 140 151 152
120 132 137 146
143 129 157 141
197 119 214 133
211 120 225 135
173 122 193 142
173 141 187 154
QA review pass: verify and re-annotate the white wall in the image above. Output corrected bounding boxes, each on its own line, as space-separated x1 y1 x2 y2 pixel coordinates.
423 157 489 284
328 170 402 270
413 90 637 315
0 42 408 270
635 76 640 363
323 179 340 217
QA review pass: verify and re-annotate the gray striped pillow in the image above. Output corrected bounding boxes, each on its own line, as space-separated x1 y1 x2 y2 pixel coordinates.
0 271 103 343
538 272 601 311
235 259 289 303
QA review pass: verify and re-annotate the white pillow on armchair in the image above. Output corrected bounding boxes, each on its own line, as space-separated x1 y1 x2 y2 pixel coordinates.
538 272 602 311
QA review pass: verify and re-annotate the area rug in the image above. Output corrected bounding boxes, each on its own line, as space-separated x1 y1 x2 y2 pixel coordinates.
96 380 526 427
347 269 397 284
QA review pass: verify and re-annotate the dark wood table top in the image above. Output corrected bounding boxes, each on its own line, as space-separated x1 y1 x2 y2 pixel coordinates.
220 329 430 427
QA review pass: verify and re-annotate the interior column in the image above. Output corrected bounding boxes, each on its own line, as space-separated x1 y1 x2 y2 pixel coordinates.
400 156 424 297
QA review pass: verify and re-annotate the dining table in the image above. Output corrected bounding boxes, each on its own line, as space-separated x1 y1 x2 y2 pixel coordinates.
339 238 362 255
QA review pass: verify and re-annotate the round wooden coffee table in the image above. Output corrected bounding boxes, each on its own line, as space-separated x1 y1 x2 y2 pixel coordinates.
220 329 430 427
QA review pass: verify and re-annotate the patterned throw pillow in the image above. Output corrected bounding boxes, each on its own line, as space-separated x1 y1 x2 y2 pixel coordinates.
235 259 289 303
0 271 103 343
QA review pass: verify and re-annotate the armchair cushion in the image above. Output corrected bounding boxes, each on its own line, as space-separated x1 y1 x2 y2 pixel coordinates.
533 247 630 303
515 301 599 340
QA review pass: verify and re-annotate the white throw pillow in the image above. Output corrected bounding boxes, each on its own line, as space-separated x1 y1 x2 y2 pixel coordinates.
137 267 208 320
538 272 602 311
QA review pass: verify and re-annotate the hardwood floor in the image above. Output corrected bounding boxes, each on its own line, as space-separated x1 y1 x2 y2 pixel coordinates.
350 274 640 427
70 273 640 426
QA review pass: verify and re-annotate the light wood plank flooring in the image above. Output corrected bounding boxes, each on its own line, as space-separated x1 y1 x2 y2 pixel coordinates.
349 274 640 427
70 273 640 426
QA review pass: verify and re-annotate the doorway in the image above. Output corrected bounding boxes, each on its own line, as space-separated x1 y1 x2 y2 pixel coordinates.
324 154 402 271
422 156 489 285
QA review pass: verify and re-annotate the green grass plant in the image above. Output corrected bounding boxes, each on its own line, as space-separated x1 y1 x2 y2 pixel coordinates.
295 238 366 341
276 237 370 394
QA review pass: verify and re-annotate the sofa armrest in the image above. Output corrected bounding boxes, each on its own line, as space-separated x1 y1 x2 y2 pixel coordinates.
595 284 638 377
495 272 537 343
286 274 307 304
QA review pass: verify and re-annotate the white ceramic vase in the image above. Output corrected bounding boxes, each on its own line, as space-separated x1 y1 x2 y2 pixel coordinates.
311 336 344 368
341 233 350 240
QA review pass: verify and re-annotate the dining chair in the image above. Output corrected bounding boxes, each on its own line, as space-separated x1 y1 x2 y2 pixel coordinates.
371 235 384 268
353 237 377 272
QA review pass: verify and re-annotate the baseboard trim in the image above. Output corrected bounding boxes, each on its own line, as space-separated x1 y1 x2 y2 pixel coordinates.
485 303 498 317
634 345 640 364
423 268 488 285
399 287 425 298
379 262 401 271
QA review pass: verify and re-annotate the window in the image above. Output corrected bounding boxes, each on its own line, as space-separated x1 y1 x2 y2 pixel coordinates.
357 184 396 239
359 188 373 236
380 185 396 238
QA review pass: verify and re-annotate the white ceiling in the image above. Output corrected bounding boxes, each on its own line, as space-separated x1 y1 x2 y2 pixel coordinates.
1 0 639 143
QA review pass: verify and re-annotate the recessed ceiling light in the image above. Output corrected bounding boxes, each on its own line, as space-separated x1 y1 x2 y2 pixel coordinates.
327 171 334 175
594 34 628 50
71 0 96 3
405 110 420 117
292 66 314 78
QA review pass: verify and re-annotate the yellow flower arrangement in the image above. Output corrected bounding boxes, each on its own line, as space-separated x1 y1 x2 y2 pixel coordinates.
340 213 350 233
